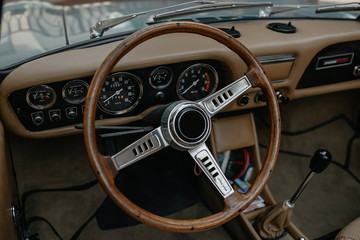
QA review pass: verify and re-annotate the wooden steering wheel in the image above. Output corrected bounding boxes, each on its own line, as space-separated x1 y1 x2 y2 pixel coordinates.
84 21 281 232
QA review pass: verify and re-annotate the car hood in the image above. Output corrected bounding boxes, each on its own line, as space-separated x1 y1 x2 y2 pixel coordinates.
0 0 149 69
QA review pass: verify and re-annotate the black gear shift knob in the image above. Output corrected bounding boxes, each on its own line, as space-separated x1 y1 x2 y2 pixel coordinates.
309 149 332 173
288 149 332 206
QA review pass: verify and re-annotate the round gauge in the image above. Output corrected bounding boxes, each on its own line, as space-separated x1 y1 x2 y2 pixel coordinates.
98 72 143 115
176 63 219 101
26 85 57 110
62 80 89 104
149 66 173 89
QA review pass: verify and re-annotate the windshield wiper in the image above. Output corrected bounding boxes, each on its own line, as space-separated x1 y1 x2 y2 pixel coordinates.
89 0 216 38
316 2 360 14
89 1 273 38
259 5 313 17
259 2 360 18
153 2 273 21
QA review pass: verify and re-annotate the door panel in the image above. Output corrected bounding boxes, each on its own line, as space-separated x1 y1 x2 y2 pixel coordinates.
0 121 18 240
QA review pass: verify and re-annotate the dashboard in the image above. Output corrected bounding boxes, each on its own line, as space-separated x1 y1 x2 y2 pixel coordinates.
0 19 359 138
8 60 224 131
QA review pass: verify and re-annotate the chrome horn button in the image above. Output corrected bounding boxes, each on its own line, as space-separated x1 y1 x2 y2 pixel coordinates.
161 101 211 151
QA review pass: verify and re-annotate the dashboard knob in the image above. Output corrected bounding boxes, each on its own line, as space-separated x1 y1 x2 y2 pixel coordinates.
155 91 166 103
33 115 44 125
67 110 76 119
255 91 266 103
354 65 360 76
238 94 250 106
50 113 61 122
66 107 77 119
276 90 289 104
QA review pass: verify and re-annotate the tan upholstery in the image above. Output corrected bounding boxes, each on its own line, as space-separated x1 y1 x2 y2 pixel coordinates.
336 217 360 240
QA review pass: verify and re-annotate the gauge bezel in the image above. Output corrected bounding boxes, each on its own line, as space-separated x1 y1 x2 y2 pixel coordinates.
26 85 57 110
176 63 219 101
98 72 143 115
148 66 173 89
62 80 89 104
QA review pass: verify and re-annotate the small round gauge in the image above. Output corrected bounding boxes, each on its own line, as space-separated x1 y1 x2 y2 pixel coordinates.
26 85 56 110
62 80 89 104
149 66 173 89
176 63 219 101
98 72 143 115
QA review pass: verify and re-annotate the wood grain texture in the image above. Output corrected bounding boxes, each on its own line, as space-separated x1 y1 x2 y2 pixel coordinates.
83 21 281 232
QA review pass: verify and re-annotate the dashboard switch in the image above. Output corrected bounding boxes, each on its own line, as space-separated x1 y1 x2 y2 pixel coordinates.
66 107 77 119
49 109 61 122
255 91 266 103
31 112 44 126
276 90 290 104
354 65 360 76
238 94 250 106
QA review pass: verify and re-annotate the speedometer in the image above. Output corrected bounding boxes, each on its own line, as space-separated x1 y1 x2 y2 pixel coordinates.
98 72 143 115
176 63 218 101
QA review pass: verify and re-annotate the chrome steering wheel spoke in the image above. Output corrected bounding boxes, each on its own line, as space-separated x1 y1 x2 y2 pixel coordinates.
189 143 234 198
198 76 251 117
111 127 169 170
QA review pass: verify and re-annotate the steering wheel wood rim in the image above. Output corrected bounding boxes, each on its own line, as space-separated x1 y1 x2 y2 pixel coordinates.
84 21 281 232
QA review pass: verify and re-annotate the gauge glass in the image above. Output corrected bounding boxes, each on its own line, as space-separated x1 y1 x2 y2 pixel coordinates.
62 80 89 104
176 63 219 101
149 66 173 89
26 85 57 110
98 72 143 115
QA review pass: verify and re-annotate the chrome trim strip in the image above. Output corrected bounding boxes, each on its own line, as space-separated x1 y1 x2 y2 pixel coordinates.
257 54 295 64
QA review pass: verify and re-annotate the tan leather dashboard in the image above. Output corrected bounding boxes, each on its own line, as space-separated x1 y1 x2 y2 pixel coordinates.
0 19 359 138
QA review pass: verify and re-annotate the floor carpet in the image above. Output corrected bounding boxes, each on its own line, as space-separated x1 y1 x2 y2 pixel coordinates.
9 89 360 240
255 90 360 239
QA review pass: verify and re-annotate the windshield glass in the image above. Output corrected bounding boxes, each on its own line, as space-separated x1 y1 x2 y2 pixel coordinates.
1 0 359 69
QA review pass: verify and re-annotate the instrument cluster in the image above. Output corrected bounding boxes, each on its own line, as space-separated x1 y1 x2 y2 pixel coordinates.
9 60 224 131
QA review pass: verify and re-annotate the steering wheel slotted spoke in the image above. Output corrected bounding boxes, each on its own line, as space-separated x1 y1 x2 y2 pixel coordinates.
111 127 169 170
199 76 251 117
189 143 234 198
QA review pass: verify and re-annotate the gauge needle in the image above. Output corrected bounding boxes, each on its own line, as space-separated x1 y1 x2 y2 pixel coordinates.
181 79 199 95
102 89 123 103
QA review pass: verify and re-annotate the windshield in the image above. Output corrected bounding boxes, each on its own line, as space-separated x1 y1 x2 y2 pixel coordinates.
1 0 359 69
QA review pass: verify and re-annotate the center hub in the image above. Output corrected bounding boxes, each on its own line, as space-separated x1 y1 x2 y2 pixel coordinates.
161 101 211 150
175 108 207 143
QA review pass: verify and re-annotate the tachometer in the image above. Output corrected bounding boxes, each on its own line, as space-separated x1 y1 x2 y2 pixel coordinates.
98 72 143 115
176 63 218 101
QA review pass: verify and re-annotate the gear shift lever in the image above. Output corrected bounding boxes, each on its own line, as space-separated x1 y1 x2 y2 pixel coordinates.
287 149 332 207
256 149 332 240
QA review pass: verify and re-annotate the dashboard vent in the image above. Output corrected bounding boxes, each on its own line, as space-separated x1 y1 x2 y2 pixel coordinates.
316 53 354 70
267 22 296 34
